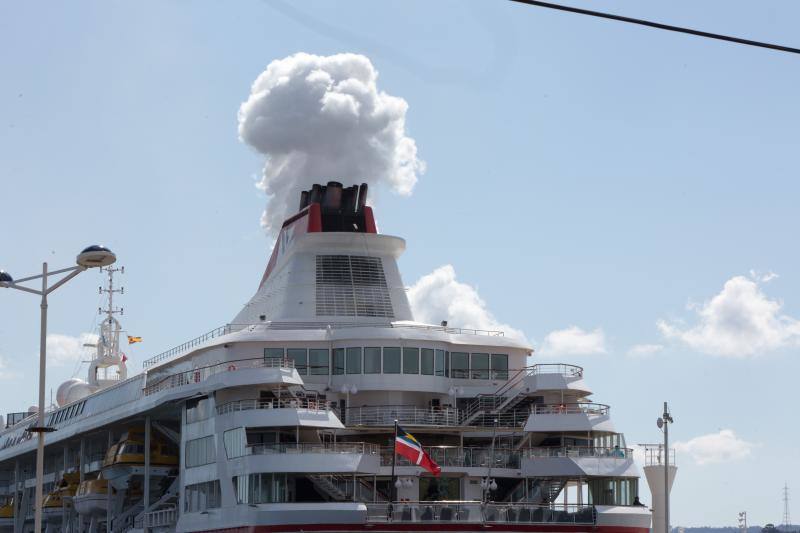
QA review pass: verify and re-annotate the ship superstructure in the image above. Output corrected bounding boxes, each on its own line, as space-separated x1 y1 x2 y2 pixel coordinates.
0 182 650 533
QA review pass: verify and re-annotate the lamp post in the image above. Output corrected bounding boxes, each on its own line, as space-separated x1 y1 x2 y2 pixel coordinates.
481 418 499 504
657 402 674 533
0 245 116 533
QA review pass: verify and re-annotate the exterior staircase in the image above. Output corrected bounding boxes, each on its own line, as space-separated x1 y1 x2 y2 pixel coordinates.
460 367 534 426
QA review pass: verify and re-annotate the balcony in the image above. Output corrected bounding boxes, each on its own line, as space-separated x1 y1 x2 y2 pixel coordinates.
216 397 328 415
521 446 637 478
523 365 592 395
379 446 520 469
527 364 583 377
366 502 595 524
343 405 461 427
226 441 380 474
144 356 295 396
523 446 631 459
524 403 614 433
246 442 379 456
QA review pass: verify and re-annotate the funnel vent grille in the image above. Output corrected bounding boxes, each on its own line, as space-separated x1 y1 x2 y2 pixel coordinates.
316 255 394 318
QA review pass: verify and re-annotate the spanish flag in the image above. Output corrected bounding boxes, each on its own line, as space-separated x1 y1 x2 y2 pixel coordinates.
394 424 440 476
127 336 142 345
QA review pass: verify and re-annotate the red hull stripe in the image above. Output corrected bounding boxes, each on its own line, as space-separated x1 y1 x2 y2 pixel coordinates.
201 524 649 533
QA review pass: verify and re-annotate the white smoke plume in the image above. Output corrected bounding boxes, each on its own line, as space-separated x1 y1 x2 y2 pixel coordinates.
238 52 425 235
408 265 528 342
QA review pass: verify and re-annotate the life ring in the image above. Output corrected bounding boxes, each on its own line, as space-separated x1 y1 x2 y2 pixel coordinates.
228 364 237 372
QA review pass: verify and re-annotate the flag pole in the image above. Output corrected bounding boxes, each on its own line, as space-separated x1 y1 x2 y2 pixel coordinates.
390 419 398 521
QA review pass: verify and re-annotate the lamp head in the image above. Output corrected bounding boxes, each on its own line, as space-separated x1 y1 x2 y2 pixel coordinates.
77 245 116 268
0 270 12 285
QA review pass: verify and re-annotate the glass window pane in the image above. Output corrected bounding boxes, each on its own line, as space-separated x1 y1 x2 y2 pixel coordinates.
333 348 345 375
421 348 434 375
346 347 362 374
264 348 284 362
383 347 401 374
286 348 308 375
309 349 329 375
471 353 489 379
403 348 419 374
491 354 508 379
364 347 381 374
435 349 446 376
451 352 468 379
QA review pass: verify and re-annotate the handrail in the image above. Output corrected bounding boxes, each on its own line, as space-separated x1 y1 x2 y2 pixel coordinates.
142 321 509 369
531 403 609 415
344 405 461 427
365 502 596 524
523 446 632 459
527 364 583 377
246 442 379 455
216 397 328 414
143 356 294 396
379 446 521 468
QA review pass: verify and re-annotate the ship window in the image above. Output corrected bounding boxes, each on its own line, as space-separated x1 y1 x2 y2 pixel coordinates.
346 347 362 374
421 349 434 375
315 255 394 318
186 435 216 468
435 349 446 377
185 480 221 513
491 354 508 380
403 348 419 374
264 348 284 363
471 353 489 379
223 428 247 459
286 349 308 375
309 349 329 375
364 347 381 374
333 348 345 375
383 347 401 374
233 473 288 504
451 352 468 379
187 396 212 423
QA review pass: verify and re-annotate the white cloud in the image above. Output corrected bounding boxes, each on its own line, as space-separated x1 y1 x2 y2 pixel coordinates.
675 429 755 465
238 52 425 235
407 265 527 342
46 333 98 366
538 326 606 357
627 343 664 358
657 274 800 357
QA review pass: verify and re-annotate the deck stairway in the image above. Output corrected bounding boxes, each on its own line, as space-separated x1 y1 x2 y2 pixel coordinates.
460 367 535 426
309 475 389 502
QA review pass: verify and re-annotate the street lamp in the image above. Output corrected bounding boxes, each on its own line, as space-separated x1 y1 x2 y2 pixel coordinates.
0 245 116 533
657 402 674 533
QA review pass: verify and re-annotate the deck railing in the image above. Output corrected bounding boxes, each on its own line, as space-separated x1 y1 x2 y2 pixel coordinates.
216 396 327 415
530 403 609 416
526 364 583 377
246 442 379 456
523 446 632 459
380 446 520 468
366 502 595 524
343 405 461 427
143 356 294 396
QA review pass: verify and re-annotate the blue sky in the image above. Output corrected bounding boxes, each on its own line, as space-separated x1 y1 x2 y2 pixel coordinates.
1 0 799 525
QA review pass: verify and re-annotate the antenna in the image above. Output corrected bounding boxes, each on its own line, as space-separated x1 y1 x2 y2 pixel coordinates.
783 483 791 528
738 511 747 533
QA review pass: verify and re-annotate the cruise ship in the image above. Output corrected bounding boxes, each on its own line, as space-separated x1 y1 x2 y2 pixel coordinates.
0 182 650 533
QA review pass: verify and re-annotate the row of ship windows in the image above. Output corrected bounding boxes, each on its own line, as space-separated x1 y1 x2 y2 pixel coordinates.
265 347 510 380
46 400 87 427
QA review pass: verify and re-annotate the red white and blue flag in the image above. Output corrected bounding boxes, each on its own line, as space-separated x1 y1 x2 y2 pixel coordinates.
394 425 441 476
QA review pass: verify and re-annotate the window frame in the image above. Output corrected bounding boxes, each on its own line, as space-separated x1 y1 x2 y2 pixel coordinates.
383 347 401 374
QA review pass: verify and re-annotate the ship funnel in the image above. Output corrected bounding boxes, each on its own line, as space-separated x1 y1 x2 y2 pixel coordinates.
640 443 677 533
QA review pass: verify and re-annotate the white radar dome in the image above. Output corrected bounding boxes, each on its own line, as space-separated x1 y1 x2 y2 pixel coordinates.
57 379 86 406
27 406 38 414
60 380 92 405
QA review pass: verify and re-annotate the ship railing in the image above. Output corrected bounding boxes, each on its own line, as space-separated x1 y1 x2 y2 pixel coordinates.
523 446 632 459
343 405 461 427
365 502 596 524
144 356 294 396
379 446 520 468
526 364 583 377
245 442 379 456
530 403 609 416
637 443 676 466
216 396 328 415
143 506 177 528
142 321 507 369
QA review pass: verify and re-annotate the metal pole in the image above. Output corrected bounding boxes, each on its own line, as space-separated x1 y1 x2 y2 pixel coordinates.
663 401 670 533
144 416 151 533
34 262 48 533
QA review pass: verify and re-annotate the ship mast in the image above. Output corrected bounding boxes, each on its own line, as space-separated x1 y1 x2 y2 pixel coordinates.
89 266 127 387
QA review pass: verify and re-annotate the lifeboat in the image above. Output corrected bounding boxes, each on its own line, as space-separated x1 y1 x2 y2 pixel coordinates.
41 472 80 523
74 475 114 517
0 496 14 529
101 428 178 491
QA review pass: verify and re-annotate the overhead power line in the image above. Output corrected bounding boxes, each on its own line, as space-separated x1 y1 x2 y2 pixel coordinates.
509 0 800 55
